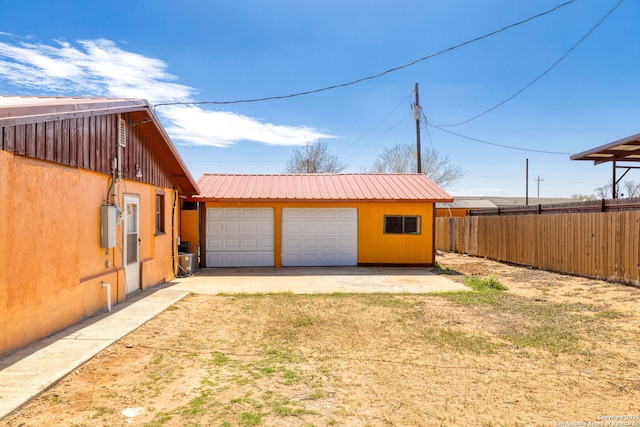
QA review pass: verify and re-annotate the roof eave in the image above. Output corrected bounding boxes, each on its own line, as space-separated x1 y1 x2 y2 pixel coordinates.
0 99 150 126
132 108 200 196
571 132 640 163
189 197 454 203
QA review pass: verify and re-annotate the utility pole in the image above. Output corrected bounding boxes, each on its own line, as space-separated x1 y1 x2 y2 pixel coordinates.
525 159 529 206
414 83 422 174
536 175 544 199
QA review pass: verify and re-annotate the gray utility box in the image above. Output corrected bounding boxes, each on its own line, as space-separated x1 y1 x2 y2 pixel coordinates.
100 205 117 248
178 252 197 276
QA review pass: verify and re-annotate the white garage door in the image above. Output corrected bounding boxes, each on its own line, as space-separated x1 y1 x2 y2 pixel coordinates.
282 208 357 267
205 208 274 267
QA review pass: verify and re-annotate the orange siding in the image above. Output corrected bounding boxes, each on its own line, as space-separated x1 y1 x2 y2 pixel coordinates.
0 152 9 351
0 151 179 356
137 185 178 288
200 200 436 267
180 210 200 256
358 202 434 265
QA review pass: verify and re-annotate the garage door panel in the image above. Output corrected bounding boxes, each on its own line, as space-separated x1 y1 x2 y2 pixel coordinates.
303 210 319 219
241 209 258 218
339 237 356 248
224 223 240 233
284 224 302 234
244 238 273 250
282 208 357 267
207 209 224 219
206 222 223 234
224 209 242 218
338 223 356 232
206 251 273 268
303 224 320 233
284 251 357 267
283 237 302 248
206 238 224 250
206 208 274 267
209 238 240 250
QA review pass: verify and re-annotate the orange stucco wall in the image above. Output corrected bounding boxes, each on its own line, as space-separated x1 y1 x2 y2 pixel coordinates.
198 200 436 267
0 151 179 356
179 210 200 257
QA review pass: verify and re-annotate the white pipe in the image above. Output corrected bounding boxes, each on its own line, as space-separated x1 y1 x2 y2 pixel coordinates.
101 281 112 312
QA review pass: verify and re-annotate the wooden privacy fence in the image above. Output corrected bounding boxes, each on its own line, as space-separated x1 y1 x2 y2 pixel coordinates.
436 210 640 286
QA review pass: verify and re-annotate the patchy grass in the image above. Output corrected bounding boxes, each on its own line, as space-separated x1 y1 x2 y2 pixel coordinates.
436 282 617 355
5 272 638 427
464 273 508 291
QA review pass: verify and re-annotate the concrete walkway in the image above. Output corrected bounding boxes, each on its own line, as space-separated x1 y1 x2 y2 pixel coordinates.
0 286 190 421
172 266 467 294
0 267 467 420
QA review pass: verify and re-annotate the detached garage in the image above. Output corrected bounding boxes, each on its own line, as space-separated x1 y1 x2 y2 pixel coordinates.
192 174 452 268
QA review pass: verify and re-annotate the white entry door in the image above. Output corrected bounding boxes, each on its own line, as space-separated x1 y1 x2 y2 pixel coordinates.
282 208 358 266
124 195 140 294
205 208 274 267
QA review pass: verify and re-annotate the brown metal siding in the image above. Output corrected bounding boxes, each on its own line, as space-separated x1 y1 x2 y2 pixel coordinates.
1 113 172 189
125 121 172 188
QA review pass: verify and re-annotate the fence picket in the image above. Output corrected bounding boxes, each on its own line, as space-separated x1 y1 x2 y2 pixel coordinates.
436 208 640 286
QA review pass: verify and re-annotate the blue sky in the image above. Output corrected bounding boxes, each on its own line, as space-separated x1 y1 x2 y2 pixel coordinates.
1 0 638 197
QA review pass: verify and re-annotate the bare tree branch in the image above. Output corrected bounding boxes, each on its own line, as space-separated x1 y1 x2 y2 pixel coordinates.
284 141 346 173
621 180 640 198
370 143 463 189
592 180 640 199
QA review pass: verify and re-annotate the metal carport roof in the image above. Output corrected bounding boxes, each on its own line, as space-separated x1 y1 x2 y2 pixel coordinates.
571 132 640 198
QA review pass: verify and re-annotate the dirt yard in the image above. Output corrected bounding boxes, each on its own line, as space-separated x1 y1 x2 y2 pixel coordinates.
2 252 639 427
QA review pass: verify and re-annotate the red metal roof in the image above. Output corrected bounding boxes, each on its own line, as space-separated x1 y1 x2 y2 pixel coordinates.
193 174 453 202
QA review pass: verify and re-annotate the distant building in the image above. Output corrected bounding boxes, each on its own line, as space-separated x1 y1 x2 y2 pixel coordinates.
436 199 497 217
437 196 576 217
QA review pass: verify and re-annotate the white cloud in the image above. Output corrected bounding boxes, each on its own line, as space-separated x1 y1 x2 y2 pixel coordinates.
0 36 333 147
162 105 334 147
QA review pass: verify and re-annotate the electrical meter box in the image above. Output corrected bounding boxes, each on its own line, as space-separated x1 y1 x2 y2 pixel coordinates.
100 205 117 248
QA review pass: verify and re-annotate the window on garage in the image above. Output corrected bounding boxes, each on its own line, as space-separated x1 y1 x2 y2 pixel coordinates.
384 215 421 234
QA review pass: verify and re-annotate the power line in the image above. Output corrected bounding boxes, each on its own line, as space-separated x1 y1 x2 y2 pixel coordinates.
154 0 576 110
185 160 282 164
338 90 413 155
429 124 573 155
438 0 625 127
343 112 412 162
420 109 434 150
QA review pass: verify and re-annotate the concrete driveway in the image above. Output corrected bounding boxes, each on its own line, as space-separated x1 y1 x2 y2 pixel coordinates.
171 266 469 294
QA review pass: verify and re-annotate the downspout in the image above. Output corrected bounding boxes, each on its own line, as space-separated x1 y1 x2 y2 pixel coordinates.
172 189 178 277
101 281 112 312
431 202 436 266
